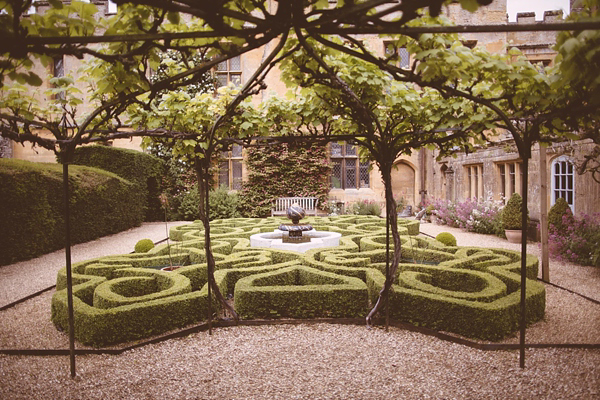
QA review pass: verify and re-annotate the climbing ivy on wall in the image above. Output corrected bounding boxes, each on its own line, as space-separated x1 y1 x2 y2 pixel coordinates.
239 143 331 217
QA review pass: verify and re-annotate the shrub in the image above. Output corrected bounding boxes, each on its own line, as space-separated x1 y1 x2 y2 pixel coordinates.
0 159 144 265
175 186 201 221
431 198 459 227
394 196 405 214
175 186 241 221
436 232 457 247
430 197 503 236
51 216 544 345
234 266 368 319
209 187 241 220
324 199 344 216
135 239 155 253
502 193 528 231
548 197 574 231
70 146 165 221
350 199 382 216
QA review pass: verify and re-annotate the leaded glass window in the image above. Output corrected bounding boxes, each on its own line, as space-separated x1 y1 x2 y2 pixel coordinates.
330 142 369 189
384 41 410 68
216 56 242 88
219 144 244 190
496 161 522 203
465 164 483 200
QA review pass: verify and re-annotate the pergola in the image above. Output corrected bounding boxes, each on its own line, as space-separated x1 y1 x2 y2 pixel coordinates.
1 0 599 377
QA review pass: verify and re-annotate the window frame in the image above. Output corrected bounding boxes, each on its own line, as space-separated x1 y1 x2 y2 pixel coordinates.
330 142 370 190
496 160 522 202
215 55 242 88
551 155 575 212
383 41 410 69
218 143 243 191
465 164 483 200
51 55 66 100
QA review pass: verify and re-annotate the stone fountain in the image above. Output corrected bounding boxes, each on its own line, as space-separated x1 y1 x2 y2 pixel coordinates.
250 204 341 253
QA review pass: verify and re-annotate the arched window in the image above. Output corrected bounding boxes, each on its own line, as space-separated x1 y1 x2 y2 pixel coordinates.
551 156 575 212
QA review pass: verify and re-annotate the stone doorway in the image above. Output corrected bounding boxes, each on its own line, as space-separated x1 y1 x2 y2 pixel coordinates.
391 162 415 207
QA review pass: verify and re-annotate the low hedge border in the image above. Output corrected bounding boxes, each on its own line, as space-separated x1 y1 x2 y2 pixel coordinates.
93 268 192 309
234 265 368 319
52 215 545 346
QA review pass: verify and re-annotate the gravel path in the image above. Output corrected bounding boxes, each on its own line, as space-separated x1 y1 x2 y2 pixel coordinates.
0 221 189 308
0 220 598 399
1 324 598 399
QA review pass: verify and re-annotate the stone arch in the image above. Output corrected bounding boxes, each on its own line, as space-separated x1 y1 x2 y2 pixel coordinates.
391 161 416 207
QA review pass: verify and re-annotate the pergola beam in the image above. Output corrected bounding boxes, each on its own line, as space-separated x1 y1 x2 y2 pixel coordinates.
9 21 600 47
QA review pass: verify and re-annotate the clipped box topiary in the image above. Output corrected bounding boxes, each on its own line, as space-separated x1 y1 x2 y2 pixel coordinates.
547 197 574 231
502 193 529 243
435 232 457 247
134 239 155 253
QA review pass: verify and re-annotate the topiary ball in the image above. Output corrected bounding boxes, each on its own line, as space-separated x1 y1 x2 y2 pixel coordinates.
436 232 457 247
134 239 155 253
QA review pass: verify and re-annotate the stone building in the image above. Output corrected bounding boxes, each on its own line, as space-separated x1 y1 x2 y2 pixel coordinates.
5 0 598 223
426 4 600 225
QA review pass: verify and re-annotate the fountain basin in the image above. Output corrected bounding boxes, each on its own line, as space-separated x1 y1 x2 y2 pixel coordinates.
250 229 341 253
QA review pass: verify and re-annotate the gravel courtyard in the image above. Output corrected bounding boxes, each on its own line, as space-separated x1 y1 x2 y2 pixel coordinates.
0 221 598 399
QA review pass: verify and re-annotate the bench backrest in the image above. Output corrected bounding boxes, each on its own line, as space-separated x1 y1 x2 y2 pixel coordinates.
273 197 318 211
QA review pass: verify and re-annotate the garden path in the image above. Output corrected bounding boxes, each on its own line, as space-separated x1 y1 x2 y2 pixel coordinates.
0 221 190 308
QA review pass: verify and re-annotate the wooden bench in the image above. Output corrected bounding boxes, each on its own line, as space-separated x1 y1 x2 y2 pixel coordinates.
271 197 319 217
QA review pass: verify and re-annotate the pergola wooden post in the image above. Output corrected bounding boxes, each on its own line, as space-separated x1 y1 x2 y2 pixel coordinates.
540 145 550 282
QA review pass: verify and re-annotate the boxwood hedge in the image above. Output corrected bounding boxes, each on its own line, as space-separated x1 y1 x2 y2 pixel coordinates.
70 145 165 221
51 215 545 346
0 159 144 265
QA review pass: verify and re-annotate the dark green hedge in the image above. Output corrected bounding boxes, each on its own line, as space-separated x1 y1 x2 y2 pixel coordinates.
234 265 368 319
50 216 546 346
70 146 165 221
0 159 144 265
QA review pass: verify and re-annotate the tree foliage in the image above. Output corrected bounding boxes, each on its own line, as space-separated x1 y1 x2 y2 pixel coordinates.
1 0 495 85
2 0 600 335
277 35 483 324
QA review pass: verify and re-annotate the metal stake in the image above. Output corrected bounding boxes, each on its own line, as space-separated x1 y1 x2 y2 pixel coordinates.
519 156 529 369
63 161 76 377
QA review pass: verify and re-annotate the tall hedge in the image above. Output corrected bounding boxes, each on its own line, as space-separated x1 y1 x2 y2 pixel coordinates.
0 159 144 265
70 146 165 221
239 143 331 217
